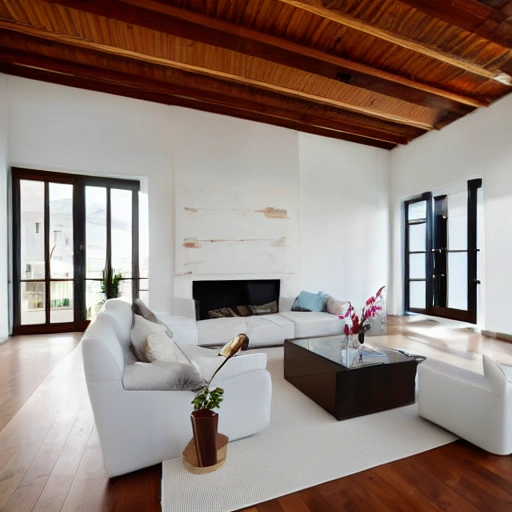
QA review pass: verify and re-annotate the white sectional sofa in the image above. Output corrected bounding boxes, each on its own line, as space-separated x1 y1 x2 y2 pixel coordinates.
161 296 346 347
82 299 272 477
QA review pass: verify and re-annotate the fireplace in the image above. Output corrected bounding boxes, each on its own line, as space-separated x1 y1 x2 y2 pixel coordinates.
192 279 280 320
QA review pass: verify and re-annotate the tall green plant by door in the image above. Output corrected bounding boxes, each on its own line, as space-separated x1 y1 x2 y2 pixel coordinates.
101 267 123 299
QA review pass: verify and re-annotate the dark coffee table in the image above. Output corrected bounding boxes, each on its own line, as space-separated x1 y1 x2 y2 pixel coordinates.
284 335 425 421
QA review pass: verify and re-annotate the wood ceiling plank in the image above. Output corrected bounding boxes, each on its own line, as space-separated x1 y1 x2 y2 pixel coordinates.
278 0 512 83
0 20 435 129
44 0 485 111
0 30 422 144
397 0 512 48
0 61 397 149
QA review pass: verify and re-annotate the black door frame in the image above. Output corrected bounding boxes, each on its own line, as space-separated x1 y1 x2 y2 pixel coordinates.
403 179 482 324
12 167 140 335
403 192 433 315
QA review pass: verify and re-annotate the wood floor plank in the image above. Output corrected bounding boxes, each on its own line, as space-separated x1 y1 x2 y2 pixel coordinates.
33 410 95 512
277 493 311 512
3 409 77 512
372 453 481 512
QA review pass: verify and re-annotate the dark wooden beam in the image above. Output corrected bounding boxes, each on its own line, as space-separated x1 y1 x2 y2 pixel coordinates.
0 20 436 129
45 0 484 112
279 0 512 83
0 61 396 149
399 0 512 48
0 30 426 144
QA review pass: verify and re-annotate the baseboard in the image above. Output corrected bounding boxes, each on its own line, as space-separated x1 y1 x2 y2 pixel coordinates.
482 330 512 343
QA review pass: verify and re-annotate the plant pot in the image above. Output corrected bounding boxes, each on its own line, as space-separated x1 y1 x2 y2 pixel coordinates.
190 409 218 467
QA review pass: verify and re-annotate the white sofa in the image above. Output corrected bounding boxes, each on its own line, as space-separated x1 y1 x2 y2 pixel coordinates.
82 299 272 477
166 296 346 347
418 354 512 455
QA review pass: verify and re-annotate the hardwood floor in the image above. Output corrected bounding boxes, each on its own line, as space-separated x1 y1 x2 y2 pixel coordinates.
1 318 512 511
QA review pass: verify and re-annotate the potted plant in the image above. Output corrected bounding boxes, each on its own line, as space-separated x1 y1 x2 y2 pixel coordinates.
189 334 248 469
101 267 123 299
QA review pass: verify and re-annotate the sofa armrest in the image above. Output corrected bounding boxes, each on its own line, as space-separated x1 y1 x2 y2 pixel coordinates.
419 358 495 394
279 296 295 312
172 297 197 319
192 352 268 385
155 313 199 345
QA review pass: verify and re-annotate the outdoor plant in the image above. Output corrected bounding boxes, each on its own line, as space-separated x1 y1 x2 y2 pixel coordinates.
340 286 385 342
191 334 248 411
101 267 123 299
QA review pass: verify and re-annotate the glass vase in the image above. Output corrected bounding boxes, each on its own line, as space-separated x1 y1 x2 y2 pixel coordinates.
342 334 362 368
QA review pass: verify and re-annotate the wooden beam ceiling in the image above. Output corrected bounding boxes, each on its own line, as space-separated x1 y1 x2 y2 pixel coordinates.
278 0 512 83
1 0 512 149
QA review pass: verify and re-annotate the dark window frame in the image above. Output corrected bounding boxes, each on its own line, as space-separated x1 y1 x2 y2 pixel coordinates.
12 167 140 335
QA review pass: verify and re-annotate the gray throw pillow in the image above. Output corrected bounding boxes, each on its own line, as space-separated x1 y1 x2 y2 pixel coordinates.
130 313 167 362
123 361 205 391
132 298 173 337
145 332 189 363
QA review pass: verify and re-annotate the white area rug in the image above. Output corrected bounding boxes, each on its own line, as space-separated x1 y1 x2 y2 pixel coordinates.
161 347 457 512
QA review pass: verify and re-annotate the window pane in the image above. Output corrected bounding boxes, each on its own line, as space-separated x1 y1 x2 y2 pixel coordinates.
50 281 74 323
21 281 45 325
111 189 132 278
408 201 426 221
86 186 107 278
409 281 426 309
49 183 74 278
86 280 105 321
409 223 426 252
448 191 467 251
448 252 468 310
139 290 149 304
20 180 45 280
409 254 426 279
118 279 132 303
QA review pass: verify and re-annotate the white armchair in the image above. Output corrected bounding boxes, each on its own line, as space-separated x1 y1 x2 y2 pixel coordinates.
418 354 512 455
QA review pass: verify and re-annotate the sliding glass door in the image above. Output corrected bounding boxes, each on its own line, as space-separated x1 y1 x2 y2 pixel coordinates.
12 168 140 334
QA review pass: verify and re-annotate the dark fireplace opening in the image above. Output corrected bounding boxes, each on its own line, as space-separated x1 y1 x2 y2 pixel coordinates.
192 279 280 320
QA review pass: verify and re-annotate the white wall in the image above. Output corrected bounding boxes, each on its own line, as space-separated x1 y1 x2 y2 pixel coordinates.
390 92 512 334
299 133 390 306
0 74 8 341
171 108 301 297
1 73 390 330
7 76 174 313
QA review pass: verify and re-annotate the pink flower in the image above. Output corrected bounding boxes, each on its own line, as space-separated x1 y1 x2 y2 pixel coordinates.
338 286 385 335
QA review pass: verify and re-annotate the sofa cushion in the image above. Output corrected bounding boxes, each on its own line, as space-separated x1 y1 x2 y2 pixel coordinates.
122 360 205 391
280 311 345 338
155 314 199 345
292 291 326 312
197 317 247 346
130 313 167 362
246 314 295 347
144 332 189 363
